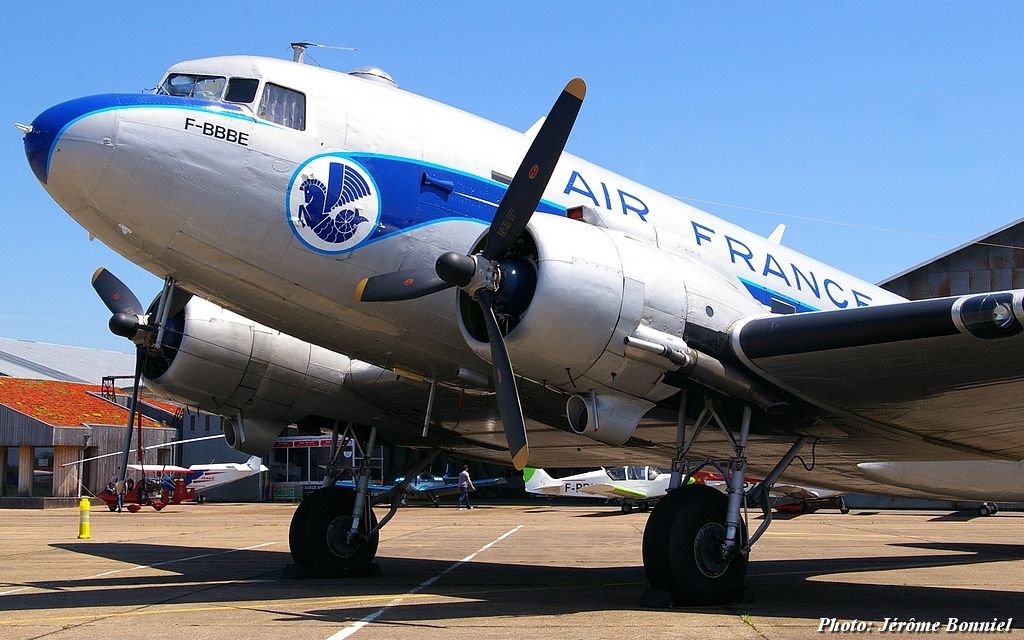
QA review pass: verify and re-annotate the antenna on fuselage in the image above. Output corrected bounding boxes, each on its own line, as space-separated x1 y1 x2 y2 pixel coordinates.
290 41 357 64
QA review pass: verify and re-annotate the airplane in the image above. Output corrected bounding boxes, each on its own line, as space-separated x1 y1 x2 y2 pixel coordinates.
131 455 268 499
525 466 847 515
690 470 850 515
95 455 267 511
524 466 670 513
21 46 1024 605
339 471 507 507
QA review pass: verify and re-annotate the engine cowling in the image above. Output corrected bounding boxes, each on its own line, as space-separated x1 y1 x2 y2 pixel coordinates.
457 214 765 442
144 298 392 455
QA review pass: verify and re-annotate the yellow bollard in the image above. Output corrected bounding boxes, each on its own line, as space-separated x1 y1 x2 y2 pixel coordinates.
77 497 91 539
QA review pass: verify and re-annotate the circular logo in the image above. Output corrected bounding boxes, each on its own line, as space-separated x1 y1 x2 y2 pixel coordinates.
287 155 380 253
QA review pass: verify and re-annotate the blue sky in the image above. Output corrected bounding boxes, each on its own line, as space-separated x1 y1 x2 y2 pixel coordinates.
3 2 1024 351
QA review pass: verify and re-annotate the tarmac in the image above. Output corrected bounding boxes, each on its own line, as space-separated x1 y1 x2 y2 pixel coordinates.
1 501 1021 639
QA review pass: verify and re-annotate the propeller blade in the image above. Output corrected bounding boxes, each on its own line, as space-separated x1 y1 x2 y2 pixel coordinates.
92 267 144 316
483 78 586 261
116 349 145 509
475 290 529 470
355 268 453 302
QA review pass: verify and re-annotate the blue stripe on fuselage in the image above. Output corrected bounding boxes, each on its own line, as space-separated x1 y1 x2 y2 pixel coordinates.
289 152 566 253
25 93 250 184
739 277 819 313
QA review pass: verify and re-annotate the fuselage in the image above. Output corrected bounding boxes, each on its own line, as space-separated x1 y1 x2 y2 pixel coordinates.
25 55 903 408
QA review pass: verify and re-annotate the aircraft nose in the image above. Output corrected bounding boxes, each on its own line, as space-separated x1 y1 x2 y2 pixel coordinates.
24 95 110 184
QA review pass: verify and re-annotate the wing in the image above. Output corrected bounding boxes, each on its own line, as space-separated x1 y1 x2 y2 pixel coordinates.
577 483 648 499
335 480 393 494
127 464 191 473
731 290 1024 460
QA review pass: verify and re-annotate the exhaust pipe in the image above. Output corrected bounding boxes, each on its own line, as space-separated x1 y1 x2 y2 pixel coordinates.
624 328 789 415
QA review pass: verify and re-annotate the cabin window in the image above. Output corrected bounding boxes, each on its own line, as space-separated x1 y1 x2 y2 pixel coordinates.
158 74 226 101
258 83 306 130
606 467 626 481
225 78 259 104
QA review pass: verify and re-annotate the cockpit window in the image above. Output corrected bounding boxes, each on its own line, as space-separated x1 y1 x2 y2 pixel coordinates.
224 78 259 104
158 74 226 101
606 467 626 481
258 83 306 130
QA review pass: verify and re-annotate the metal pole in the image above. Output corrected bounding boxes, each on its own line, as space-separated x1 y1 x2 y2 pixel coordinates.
422 378 437 438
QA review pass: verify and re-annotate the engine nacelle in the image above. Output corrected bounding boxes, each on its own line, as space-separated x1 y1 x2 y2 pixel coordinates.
458 214 763 404
144 298 393 456
566 391 655 446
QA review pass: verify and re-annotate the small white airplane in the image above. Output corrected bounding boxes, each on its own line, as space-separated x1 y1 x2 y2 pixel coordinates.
127 455 268 498
525 466 670 512
22 45 1024 605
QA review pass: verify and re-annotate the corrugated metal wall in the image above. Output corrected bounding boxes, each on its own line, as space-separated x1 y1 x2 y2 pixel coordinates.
882 220 1024 299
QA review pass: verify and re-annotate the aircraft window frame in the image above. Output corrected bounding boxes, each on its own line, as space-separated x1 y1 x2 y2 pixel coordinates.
606 467 626 481
158 74 226 101
224 77 259 104
257 82 306 131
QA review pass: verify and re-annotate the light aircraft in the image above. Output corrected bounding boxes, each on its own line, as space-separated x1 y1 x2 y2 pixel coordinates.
524 466 670 513
525 466 847 514
21 45 1024 605
128 455 268 499
690 470 849 515
339 471 507 507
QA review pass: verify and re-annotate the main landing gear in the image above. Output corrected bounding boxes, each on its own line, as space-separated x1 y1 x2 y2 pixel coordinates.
288 421 441 578
978 502 999 516
642 393 808 605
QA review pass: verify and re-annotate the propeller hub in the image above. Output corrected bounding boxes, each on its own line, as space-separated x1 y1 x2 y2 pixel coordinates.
435 252 477 288
109 312 141 339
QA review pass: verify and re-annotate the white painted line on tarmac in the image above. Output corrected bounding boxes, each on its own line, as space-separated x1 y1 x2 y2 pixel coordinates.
325 525 524 640
0 587 29 596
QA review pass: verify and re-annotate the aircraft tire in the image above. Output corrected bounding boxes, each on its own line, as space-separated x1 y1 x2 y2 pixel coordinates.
302 488 379 578
642 485 699 590
621 503 632 514
289 487 339 568
666 485 747 605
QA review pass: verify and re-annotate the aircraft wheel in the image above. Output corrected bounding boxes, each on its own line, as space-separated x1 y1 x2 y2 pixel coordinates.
289 487 340 567
642 485 698 589
666 484 747 605
107 503 117 512
979 502 996 517
621 503 633 514
302 488 379 578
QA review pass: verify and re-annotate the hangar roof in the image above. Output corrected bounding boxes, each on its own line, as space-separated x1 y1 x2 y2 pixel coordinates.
0 378 161 428
0 337 135 384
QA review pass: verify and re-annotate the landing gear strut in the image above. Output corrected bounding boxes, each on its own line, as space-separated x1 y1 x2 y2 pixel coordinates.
643 394 806 605
288 422 441 578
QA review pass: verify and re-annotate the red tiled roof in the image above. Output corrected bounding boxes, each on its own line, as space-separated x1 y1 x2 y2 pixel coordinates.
0 378 162 427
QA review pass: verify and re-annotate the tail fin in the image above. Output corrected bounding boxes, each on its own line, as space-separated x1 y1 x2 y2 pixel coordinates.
523 467 555 493
245 455 262 473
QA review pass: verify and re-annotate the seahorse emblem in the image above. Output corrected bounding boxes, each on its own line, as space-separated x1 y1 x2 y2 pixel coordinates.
297 162 371 244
